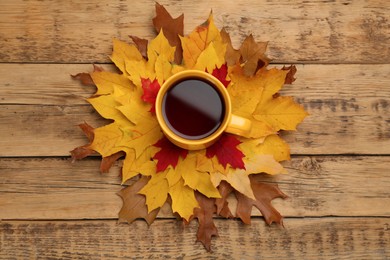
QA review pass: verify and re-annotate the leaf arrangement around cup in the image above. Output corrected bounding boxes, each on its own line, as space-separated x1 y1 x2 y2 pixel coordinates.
71 3 308 251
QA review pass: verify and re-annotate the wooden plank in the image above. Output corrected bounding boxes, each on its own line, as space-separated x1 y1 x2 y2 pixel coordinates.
0 218 389 259
0 0 389 63
1 64 389 156
0 156 389 220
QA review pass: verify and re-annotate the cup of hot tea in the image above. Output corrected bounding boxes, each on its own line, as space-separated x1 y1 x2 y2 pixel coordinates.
155 70 252 150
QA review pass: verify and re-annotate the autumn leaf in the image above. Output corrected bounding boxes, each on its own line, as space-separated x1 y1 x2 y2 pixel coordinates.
169 178 199 221
237 136 289 175
246 134 291 162
254 96 308 131
181 13 221 68
191 192 218 252
70 122 95 161
118 176 160 225
256 68 289 106
89 123 124 157
206 134 245 169
235 175 287 225
141 78 160 112
111 38 143 74
122 147 158 183
153 137 188 172
126 30 174 87
220 28 240 66
211 63 230 87
210 170 255 200
194 41 226 72
130 35 148 59
239 34 270 76
215 181 234 218
139 170 169 212
153 2 184 64
71 64 103 86
228 65 265 116
282 65 297 84
177 153 221 198
90 70 134 96
100 151 125 173
87 94 130 126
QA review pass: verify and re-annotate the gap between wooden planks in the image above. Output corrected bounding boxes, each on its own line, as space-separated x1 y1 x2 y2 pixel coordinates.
0 156 389 220
0 0 389 63
0 218 389 259
0 64 389 156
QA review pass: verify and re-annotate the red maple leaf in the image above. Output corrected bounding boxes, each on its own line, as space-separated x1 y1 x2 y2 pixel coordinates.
141 78 160 112
206 134 245 169
153 137 188 172
211 63 230 87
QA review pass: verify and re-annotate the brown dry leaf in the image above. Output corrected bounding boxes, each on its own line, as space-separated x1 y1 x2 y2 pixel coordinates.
118 176 160 225
282 65 297 84
220 28 240 66
235 175 288 225
130 35 148 59
215 181 234 218
152 2 184 64
100 151 125 173
71 64 103 86
70 122 95 161
192 192 218 252
239 34 270 76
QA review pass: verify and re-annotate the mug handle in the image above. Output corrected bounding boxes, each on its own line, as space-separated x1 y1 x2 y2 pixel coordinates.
225 114 252 137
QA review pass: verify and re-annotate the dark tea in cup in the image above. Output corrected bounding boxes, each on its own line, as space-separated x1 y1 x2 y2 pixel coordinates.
162 77 225 140
155 70 252 150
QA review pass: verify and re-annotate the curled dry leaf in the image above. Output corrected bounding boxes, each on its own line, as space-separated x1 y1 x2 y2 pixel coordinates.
191 192 219 252
118 176 160 225
130 35 148 59
235 175 288 225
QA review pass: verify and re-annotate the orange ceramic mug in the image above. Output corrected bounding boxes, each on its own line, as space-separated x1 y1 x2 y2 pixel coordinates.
155 70 252 150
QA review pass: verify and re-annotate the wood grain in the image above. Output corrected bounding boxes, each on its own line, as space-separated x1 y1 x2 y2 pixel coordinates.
0 64 389 156
1 156 389 220
1 218 389 259
0 0 389 63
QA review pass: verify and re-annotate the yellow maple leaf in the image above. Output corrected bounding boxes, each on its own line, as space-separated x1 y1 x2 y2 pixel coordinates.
177 153 221 198
126 30 175 87
169 178 199 221
90 71 133 96
89 123 124 157
155 54 173 85
147 29 175 66
87 94 130 127
194 41 226 72
165 167 181 187
253 96 308 131
181 13 221 68
122 147 158 183
196 152 229 174
256 68 289 106
238 136 288 174
118 122 162 158
254 134 291 162
111 38 143 74
210 171 255 200
228 65 275 138
139 170 169 212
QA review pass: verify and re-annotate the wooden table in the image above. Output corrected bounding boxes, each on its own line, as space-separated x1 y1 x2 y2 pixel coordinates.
1 0 389 258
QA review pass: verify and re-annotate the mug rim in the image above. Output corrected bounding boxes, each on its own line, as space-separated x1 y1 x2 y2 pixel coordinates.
155 70 232 150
